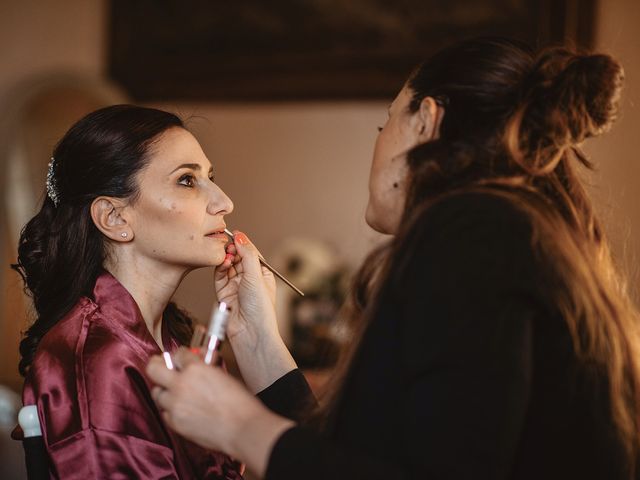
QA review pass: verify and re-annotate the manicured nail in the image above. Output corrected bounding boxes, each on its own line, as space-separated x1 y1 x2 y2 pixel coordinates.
234 232 249 245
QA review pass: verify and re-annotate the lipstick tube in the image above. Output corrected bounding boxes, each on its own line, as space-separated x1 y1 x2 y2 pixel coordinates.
202 302 230 366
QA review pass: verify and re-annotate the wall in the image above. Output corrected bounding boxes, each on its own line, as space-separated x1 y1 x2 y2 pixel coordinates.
0 0 106 93
583 0 640 300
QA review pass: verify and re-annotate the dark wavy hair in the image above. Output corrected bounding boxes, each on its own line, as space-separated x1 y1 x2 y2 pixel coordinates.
12 104 194 377
319 37 640 473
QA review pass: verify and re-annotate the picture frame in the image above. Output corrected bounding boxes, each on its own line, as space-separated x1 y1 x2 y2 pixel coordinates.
108 0 597 101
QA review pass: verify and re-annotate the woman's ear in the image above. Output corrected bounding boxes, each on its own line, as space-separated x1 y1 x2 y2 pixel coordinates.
416 96 445 142
90 197 134 242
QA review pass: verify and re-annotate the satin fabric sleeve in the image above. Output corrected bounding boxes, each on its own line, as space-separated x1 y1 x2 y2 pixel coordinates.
24 301 184 479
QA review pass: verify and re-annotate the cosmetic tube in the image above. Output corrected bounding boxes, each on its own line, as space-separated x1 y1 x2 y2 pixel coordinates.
202 302 230 366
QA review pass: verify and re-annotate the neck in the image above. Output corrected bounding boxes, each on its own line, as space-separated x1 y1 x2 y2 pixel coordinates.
104 250 189 351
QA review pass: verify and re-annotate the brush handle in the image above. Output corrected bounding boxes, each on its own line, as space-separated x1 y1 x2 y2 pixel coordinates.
257 256 305 297
224 229 305 297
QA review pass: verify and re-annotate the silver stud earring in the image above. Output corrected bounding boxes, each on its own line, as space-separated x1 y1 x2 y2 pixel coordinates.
121 232 128 238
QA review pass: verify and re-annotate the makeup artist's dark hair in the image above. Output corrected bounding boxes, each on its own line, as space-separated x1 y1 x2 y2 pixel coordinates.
320 37 640 474
12 104 194 377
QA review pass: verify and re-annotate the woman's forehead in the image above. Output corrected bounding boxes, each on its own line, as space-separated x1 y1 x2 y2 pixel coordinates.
147 128 212 173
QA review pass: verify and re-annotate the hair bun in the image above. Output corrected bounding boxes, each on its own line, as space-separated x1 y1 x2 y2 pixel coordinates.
523 48 624 144
572 53 625 135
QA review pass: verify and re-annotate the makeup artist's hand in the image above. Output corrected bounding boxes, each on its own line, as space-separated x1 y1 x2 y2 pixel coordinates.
214 231 297 392
147 348 294 479
215 231 277 340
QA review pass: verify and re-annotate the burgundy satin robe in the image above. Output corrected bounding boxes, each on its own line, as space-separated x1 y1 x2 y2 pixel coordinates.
22 271 242 479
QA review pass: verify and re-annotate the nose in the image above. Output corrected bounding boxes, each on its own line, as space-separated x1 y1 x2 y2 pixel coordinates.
207 184 234 216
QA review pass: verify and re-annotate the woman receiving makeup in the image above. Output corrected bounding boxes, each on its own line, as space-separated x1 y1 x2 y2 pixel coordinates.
148 37 640 480
13 105 244 478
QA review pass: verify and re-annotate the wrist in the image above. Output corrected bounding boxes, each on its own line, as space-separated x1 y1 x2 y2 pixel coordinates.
228 309 281 347
228 320 270 349
230 330 297 394
232 403 295 478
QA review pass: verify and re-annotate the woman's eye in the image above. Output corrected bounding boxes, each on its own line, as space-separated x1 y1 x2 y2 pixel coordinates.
178 174 195 187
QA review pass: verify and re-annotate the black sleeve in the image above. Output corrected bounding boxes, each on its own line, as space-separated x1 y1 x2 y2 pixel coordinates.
257 369 317 422
265 193 540 480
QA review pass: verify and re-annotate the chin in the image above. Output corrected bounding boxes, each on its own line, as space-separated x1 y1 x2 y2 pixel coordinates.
194 247 226 267
365 209 391 235
365 205 379 231
210 252 227 266
367 215 400 236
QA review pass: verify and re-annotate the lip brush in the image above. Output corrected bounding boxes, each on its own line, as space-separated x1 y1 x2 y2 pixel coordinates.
224 229 305 297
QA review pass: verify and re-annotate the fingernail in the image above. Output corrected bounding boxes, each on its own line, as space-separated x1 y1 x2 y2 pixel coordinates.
234 232 249 245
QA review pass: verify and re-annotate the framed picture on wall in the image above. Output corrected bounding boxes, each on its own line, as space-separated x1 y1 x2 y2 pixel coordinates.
108 0 597 101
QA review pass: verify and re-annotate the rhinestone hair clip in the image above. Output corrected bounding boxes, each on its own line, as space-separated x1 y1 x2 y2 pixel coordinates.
46 156 60 207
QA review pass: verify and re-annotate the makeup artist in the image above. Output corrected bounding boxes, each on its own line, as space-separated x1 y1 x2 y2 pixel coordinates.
147 37 640 480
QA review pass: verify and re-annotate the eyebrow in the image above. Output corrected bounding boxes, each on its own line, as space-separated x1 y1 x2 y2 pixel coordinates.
170 163 214 175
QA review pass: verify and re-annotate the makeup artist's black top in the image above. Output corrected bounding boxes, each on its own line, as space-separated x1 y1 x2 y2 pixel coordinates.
257 192 633 480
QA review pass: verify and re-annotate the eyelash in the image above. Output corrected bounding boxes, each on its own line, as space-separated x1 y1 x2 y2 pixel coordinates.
178 173 215 187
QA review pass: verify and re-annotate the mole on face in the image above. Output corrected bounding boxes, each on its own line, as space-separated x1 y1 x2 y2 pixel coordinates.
189 234 195 240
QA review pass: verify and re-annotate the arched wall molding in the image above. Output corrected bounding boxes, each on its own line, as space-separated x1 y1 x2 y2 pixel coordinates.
0 73 126 385
0 73 126 243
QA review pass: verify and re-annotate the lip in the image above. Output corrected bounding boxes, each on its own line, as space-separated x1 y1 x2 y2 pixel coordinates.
204 226 229 240
204 225 226 235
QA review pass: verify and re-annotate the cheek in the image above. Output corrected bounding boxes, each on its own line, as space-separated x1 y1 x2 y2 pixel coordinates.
138 198 199 236
372 130 391 163
371 126 404 176
370 136 389 187
162 199 191 219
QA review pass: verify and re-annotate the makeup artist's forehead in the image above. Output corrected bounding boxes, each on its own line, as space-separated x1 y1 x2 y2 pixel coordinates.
148 127 213 173
390 87 412 114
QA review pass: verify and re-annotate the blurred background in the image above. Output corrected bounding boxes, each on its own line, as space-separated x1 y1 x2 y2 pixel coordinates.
0 0 638 477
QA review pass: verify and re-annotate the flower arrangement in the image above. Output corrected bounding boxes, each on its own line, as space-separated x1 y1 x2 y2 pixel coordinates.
269 237 350 369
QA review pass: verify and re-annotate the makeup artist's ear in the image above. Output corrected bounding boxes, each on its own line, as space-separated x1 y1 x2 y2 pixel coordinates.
90 196 134 242
416 96 445 142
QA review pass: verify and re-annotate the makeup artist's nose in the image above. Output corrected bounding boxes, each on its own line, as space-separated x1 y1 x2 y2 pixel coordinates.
207 185 234 216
